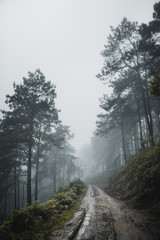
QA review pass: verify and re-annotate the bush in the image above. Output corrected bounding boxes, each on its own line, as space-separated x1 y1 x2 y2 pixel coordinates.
69 178 87 195
0 179 87 240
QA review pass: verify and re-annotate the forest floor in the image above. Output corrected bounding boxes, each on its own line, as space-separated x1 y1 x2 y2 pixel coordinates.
51 185 160 240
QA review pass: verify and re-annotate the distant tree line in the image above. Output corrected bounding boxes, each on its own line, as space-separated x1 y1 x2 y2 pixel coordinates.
94 2 160 173
0 69 79 218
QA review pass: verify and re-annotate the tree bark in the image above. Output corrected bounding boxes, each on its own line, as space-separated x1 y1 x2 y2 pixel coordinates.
35 141 40 201
120 108 127 162
145 74 154 145
22 183 25 208
27 118 34 205
137 73 154 146
53 151 57 193
3 187 7 218
14 164 17 209
133 88 145 149
17 170 20 210
27 141 32 205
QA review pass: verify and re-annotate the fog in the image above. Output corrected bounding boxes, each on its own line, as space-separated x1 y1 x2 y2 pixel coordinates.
0 0 155 152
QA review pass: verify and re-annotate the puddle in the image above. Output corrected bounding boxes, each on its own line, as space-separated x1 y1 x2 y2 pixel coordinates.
75 186 95 239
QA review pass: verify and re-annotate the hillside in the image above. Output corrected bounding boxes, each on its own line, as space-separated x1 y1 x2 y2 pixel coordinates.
97 145 160 238
102 145 160 209
0 179 87 240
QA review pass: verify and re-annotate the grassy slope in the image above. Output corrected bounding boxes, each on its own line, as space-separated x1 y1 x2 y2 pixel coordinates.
99 145 160 238
0 179 87 240
102 145 160 209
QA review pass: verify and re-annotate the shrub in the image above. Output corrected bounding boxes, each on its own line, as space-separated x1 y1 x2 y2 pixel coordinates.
69 178 87 195
0 179 87 240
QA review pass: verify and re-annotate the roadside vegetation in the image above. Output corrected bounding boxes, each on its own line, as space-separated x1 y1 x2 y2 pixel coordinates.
102 145 160 209
0 179 87 240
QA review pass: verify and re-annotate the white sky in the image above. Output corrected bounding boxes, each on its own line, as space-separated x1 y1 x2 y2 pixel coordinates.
0 0 157 152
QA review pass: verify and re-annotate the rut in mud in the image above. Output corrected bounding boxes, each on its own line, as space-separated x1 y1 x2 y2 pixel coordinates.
74 186 115 240
52 186 158 240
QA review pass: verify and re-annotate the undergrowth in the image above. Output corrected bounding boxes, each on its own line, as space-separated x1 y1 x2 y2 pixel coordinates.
0 179 87 240
103 145 160 208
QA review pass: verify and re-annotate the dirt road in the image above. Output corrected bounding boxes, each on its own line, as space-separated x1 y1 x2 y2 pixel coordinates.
52 186 158 240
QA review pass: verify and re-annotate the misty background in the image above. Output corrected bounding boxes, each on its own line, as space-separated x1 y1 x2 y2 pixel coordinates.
0 0 155 152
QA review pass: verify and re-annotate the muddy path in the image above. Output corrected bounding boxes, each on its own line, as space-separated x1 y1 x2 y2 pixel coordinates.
52 186 158 240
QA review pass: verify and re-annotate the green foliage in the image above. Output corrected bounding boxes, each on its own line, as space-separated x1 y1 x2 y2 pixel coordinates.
69 178 87 195
125 146 160 187
149 71 160 97
1 69 59 206
0 179 87 240
103 145 160 208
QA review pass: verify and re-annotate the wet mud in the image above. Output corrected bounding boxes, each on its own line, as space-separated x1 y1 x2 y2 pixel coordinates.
51 186 158 240
74 186 115 240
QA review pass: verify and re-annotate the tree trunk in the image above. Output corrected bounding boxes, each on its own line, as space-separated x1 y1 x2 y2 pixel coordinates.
14 164 17 209
27 141 32 205
137 73 155 146
145 74 155 145
62 161 65 187
134 126 139 153
53 152 57 193
133 86 145 149
156 99 160 142
17 171 20 210
22 183 25 208
130 134 134 155
120 108 127 162
3 188 7 218
35 141 40 201
27 119 33 205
